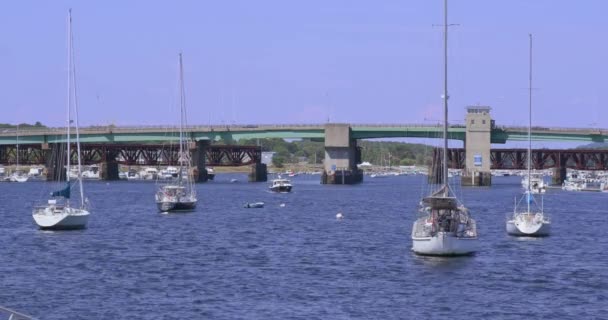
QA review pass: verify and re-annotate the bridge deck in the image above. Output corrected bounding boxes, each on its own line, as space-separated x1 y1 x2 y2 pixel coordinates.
0 123 606 145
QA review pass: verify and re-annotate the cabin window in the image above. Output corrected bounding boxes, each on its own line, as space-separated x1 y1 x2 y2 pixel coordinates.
482 120 486 124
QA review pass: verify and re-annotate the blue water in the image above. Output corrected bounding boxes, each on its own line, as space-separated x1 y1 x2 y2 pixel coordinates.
0 175 606 319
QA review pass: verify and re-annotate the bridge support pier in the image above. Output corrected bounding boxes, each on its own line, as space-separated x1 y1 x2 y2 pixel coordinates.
249 163 268 182
100 161 120 180
44 143 66 181
428 148 444 184
321 124 363 185
192 140 209 182
552 167 567 186
461 106 492 187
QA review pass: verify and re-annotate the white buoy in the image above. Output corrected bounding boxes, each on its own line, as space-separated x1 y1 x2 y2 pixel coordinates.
280 203 286 208
336 212 344 220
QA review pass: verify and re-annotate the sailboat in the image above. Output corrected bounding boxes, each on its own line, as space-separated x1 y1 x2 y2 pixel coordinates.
155 53 197 212
32 9 90 230
506 34 551 237
411 0 478 256
9 126 29 183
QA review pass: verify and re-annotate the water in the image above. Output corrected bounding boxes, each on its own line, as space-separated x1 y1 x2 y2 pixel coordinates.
0 175 606 319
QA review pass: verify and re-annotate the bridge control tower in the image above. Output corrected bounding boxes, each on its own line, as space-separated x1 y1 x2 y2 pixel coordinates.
462 106 492 186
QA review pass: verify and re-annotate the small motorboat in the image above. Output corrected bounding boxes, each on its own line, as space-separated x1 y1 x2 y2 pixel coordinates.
244 202 264 208
269 176 293 193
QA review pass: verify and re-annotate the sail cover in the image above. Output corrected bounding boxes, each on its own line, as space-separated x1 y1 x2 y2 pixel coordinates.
51 182 71 198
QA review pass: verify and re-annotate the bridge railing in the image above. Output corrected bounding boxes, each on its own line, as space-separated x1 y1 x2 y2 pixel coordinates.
496 125 605 134
1 123 606 136
0 123 462 136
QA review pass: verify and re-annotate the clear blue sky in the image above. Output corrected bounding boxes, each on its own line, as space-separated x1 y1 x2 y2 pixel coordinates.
1 0 607 129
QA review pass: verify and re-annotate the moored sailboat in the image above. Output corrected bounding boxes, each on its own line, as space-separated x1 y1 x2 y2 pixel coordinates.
32 9 90 230
411 0 478 256
9 126 29 183
507 34 550 237
155 53 197 212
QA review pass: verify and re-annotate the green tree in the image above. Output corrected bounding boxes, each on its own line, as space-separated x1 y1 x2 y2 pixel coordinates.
272 155 285 168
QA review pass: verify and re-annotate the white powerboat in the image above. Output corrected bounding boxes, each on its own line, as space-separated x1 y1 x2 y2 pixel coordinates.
269 176 293 193
411 0 478 256
141 167 158 180
159 166 179 179
521 173 546 194
81 165 100 179
506 34 550 237
33 10 90 230
9 171 29 183
562 178 585 191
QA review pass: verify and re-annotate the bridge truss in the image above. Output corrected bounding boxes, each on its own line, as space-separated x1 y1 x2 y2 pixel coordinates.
0 143 262 167
436 148 608 170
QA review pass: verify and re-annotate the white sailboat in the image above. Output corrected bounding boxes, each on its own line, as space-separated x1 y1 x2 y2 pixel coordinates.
411 0 478 256
9 126 29 183
521 172 546 194
507 34 550 237
33 9 90 230
155 53 198 212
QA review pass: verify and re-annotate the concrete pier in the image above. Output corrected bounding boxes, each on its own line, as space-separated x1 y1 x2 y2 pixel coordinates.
44 143 66 181
321 124 363 185
100 161 120 181
461 170 492 187
552 166 567 186
248 163 268 182
192 140 209 182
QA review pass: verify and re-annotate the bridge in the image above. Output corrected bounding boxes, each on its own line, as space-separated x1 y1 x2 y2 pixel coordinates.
1 107 605 185
0 123 606 145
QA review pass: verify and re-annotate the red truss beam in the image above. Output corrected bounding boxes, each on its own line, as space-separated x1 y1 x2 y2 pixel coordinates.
0 143 262 167
434 148 608 170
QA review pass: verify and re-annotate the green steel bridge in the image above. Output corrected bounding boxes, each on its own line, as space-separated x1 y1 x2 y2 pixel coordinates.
0 123 605 145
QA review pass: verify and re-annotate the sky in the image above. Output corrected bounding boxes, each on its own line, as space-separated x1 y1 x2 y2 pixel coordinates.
1 0 607 132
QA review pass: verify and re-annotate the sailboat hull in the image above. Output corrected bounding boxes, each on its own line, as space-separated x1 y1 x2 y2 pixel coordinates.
32 207 89 230
506 219 550 237
412 232 478 256
10 175 29 183
157 201 197 212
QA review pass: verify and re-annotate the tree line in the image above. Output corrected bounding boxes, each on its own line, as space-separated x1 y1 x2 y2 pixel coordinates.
214 138 433 168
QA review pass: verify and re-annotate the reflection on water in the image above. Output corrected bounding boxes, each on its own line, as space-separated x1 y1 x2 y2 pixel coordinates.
412 254 473 270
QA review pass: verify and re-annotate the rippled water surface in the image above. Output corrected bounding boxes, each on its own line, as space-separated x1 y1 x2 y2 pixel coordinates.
0 175 606 319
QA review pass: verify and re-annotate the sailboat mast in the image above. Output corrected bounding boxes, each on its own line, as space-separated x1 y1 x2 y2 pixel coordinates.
178 52 185 183
16 125 19 169
527 33 533 212
66 9 72 187
70 9 85 207
442 0 449 194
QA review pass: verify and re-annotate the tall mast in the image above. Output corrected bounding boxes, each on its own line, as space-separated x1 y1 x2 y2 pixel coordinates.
16 125 19 169
66 9 72 187
527 34 533 212
178 52 185 183
442 0 449 195
70 9 85 207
